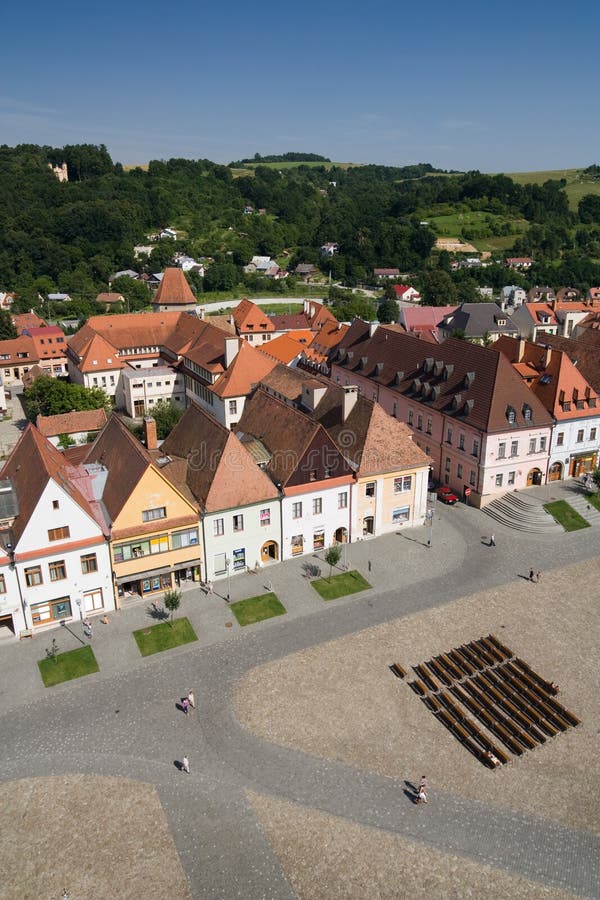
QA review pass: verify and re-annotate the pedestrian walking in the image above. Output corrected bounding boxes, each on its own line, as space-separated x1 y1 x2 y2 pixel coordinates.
182 756 189 774
188 690 196 709
490 533 496 547
207 580 213 595
529 568 535 582
368 560 372 573
182 697 190 715
535 570 541 583
83 620 93 638
416 775 428 804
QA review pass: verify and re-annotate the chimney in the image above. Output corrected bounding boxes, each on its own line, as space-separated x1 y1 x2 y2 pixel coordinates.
144 416 158 451
369 321 378 337
302 383 327 412
544 346 552 368
342 385 359 421
517 339 526 362
225 337 239 368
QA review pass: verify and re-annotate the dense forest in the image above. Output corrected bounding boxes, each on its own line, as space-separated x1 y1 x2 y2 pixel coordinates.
2 143 600 321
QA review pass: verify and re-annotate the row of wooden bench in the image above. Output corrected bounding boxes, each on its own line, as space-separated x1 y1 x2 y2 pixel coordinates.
422 691 509 767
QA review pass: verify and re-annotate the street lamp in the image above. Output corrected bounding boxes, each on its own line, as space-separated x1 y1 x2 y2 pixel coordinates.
75 597 84 633
426 508 434 548
225 558 231 602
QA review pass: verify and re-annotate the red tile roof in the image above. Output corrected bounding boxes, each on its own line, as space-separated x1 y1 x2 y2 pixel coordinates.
152 268 197 306
36 408 108 437
232 299 275 333
211 340 277 398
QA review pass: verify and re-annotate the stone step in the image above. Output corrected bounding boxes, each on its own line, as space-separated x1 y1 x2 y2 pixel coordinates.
484 491 563 533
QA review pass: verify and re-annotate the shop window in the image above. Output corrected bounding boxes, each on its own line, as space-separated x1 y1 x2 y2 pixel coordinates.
392 507 410 524
313 529 325 551
31 597 71 625
291 535 303 556
233 548 246 570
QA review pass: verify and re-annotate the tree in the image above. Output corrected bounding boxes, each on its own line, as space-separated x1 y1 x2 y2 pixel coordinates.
377 298 398 324
163 588 181 627
578 194 600 225
151 399 183 439
23 376 111 422
324 543 342 581
421 269 457 306
0 309 17 340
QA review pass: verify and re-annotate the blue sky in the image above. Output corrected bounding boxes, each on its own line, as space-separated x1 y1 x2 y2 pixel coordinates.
3 0 599 172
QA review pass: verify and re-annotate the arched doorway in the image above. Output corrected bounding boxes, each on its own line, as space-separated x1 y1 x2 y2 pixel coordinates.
334 527 348 543
527 467 543 486
261 541 279 563
548 461 563 482
362 516 374 536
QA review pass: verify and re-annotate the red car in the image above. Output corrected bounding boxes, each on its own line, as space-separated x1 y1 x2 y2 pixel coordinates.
437 485 459 505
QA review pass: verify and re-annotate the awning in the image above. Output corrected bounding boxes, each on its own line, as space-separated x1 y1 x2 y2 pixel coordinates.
116 566 172 586
174 558 201 569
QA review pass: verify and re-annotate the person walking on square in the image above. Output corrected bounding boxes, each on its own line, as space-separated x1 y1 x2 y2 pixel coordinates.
188 690 196 710
529 568 535 582
535 570 541 583
182 756 190 774
416 775 428 804
490 533 496 547
182 697 190 716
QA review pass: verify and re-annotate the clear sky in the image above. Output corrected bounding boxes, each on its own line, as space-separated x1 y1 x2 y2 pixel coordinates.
3 0 599 173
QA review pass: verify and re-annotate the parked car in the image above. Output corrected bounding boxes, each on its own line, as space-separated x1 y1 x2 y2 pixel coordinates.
437 485 459 505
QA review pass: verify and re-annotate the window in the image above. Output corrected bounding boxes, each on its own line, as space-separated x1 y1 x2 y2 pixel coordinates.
508 471 516 485
392 506 410 524
497 442 506 459
445 457 451 472
446 427 453 445
426 417 432 435
417 414 423 430
495 473 503 487
31 597 71 625
472 439 479 457
291 534 304 556
313 497 322 515
393 476 412 493
233 548 246 570
556 432 564 447
25 566 43 587
458 433 465 451
338 492 348 509
523 404 532 422
590 428 597 442
292 502 303 519
457 463 463 479
49 560 67 582
577 429 584 443
313 529 325 551
229 400 237 415
365 482 376 497
529 438 536 453
0 574 5 592
539 436 547 452
171 529 198 549
233 514 244 532
214 518 224 537
469 470 476 486
48 526 70 541
142 507 166 522
507 407 516 425
80 552 97 574
260 508 271 526
52 499 59 510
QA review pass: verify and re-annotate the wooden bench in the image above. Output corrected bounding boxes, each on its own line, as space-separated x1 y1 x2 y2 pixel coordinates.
408 680 426 696
494 668 560 737
467 640 495 667
457 644 485 670
415 664 439 692
480 672 547 744
486 633 514 658
19 629 34 640
452 684 524 755
389 663 406 679
477 637 505 663
449 649 475 676
466 679 533 751
438 653 462 681
426 658 453 686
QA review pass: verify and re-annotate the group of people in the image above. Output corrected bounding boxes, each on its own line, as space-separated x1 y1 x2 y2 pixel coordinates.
528 568 542 583
415 776 428 804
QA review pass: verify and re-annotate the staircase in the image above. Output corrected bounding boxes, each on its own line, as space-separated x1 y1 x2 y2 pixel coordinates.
484 491 563 533
562 491 600 525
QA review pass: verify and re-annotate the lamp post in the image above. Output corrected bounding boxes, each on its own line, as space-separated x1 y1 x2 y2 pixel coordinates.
426 508 434 548
225 558 231 602
75 597 84 633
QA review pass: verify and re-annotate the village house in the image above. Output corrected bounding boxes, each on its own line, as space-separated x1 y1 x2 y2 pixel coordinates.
95 292 125 310
231 298 275 344
393 285 422 305
374 268 400 280
437 303 519 344
22 325 68 376
117 366 186 418
237 389 355 559
511 299 600 342
495 336 600 481
331 323 554 506
0 427 116 636
0 336 39 385
396 306 457 343
159 403 282 581
506 257 533 270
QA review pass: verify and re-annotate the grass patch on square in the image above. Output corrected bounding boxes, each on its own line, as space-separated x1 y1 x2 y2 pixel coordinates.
311 570 371 601
133 617 198 656
38 645 99 687
585 491 600 512
543 500 591 531
230 593 286 626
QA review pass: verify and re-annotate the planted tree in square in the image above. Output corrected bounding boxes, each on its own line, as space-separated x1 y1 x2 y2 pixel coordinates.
324 543 342 581
163 589 181 627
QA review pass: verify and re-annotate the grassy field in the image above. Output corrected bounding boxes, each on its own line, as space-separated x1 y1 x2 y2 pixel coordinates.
312 570 372 601
133 617 198 656
503 167 600 210
38 645 99 687
429 210 528 254
230 593 286 626
543 500 590 532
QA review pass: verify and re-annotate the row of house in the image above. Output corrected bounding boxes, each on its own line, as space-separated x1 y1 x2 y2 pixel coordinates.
0 370 430 638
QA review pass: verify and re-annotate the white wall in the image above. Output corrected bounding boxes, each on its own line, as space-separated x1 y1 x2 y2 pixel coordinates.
202 500 282 582
281 485 352 561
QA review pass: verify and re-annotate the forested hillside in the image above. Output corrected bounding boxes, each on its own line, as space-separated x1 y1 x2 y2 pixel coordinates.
2 144 600 317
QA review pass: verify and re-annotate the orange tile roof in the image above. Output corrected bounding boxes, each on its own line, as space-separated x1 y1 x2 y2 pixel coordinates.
36 408 108 437
258 334 308 364
0 336 39 366
232 298 275 333
211 340 277 398
153 268 197 306
161 402 279 512
12 312 47 333
76 333 125 373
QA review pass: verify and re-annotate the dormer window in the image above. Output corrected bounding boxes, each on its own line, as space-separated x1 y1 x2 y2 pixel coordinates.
443 364 454 381
523 404 532 423
506 405 516 425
